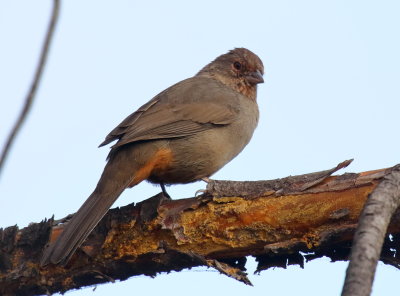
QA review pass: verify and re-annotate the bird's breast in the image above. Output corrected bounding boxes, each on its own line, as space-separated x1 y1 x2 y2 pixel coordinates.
147 97 259 185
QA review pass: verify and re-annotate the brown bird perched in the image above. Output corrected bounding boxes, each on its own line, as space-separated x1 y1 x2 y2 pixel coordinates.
41 48 264 266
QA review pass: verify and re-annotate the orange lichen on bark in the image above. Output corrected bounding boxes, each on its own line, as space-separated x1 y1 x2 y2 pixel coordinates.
173 186 375 252
100 179 378 260
2 163 397 296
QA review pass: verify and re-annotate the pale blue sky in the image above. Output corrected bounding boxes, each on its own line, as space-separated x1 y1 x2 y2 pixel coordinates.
1 1 400 295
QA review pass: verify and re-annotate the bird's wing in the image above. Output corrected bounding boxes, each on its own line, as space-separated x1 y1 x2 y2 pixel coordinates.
99 77 240 149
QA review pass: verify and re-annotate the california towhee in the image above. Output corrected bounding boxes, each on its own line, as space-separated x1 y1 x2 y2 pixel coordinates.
41 48 264 265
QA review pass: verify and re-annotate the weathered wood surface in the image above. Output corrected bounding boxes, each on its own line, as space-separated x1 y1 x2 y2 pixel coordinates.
1 160 400 296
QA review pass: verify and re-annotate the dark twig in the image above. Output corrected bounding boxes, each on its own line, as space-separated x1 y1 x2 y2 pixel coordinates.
0 0 60 178
341 165 400 296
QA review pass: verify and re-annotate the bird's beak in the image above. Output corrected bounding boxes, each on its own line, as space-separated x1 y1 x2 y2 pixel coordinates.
246 70 264 85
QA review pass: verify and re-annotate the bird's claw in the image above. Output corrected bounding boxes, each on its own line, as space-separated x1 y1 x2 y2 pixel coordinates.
195 189 207 197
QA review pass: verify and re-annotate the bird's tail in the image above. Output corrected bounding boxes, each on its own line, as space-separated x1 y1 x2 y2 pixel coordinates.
40 150 138 266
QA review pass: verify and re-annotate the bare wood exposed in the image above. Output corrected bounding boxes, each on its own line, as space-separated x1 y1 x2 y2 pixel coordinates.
1 161 400 295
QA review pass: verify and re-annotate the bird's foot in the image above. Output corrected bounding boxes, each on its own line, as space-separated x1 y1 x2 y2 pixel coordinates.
195 177 214 196
195 189 207 197
201 177 211 183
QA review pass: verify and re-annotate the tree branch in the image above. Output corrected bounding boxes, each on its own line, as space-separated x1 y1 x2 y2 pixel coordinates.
0 0 60 178
341 165 400 296
1 161 400 295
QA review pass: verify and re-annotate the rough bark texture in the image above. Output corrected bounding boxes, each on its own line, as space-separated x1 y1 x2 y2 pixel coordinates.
1 161 400 296
342 165 400 296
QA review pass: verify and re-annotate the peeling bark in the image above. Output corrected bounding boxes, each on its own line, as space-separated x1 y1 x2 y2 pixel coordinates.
1 161 400 296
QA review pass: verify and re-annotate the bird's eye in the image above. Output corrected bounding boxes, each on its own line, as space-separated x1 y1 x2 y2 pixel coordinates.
233 61 242 70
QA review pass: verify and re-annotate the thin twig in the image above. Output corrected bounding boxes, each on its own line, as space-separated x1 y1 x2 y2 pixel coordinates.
0 0 60 178
341 165 400 296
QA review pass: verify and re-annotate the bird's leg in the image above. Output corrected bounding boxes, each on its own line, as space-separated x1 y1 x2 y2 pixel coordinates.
160 182 171 199
201 177 211 183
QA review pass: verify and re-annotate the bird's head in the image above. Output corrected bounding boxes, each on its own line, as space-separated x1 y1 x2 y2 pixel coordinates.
197 48 264 100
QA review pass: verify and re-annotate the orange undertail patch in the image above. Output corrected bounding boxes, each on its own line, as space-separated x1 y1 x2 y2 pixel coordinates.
128 148 174 187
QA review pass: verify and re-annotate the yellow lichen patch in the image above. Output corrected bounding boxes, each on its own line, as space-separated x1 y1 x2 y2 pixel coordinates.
165 184 376 256
62 276 73 288
3 166 392 296
302 231 322 249
100 182 377 260
212 196 242 204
